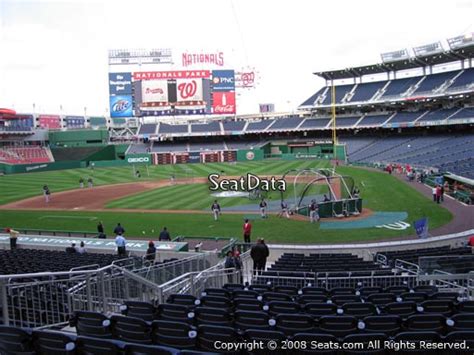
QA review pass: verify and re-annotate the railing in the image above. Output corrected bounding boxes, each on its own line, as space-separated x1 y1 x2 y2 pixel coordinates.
0 252 220 328
375 253 388 266
394 259 420 275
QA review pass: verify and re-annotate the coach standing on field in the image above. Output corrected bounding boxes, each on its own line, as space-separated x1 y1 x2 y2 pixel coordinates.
211 200 221 221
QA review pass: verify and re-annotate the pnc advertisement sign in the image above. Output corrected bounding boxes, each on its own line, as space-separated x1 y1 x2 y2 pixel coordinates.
110 95 133 118
109 72 132 95
211 70 235 91
125 154 151 165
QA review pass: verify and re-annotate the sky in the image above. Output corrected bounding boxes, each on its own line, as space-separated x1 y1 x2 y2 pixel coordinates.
0 0 473 116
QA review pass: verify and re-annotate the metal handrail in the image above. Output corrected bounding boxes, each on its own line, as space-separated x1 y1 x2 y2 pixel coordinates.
394 259 420 275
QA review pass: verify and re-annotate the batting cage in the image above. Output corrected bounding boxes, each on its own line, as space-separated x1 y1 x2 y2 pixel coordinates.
281 168 362 218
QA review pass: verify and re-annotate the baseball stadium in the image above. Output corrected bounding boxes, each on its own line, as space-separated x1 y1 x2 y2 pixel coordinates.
1 2 474 354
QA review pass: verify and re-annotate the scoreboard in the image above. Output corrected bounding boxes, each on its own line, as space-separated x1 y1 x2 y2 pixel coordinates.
109 69 236 118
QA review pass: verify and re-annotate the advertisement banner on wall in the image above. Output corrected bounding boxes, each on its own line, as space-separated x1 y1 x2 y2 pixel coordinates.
211 70 235 91
188 152 201 163
38 115 61 129
141 80 169 103
125 153 151 165
212 91 236 114
109 72 132 95
110 95 133 117
176 78 203 102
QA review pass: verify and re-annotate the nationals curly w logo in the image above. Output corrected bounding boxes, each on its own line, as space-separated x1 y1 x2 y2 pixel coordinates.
177 80 197 99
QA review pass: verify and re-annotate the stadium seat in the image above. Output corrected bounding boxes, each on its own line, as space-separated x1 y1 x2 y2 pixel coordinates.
32 330 77 355
157 304 192 323
122 301 157 322
358 287 383 297
444 331 474 354
248 284 272 293
75 336 122 355
331 294 361 305
110 315 153 344
361 315 402 336
393 331 441 354
366 293 397 305
304 303 338 319
413 285 438 295
419 300 455 316
243 329 286 355
223 283 244 291
430 292 460 302
197 324 240 353
193 307 232 326
399 292 428 303
275 313 315 335
0 326 35 355
266 301 300 316
448 314 474 331
383 301 417 318
404 314 446 333
233 298 264 312
151 320 197 349
301 286 328 296
342 302 378 317
297 294 328 304
261 292 293 303
166 294 197 307
233 310 271 331
232 289 259 300
384 286 409 295
199 295 232 310
274 285 299 296
456 300 474 313
71 311 113 338
202 288 231 299
317 315 358 337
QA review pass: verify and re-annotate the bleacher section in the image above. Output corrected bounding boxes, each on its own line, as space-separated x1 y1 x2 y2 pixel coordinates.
386 111 425 124
267 117 304 131
345 133 474 178
302 68 474 107
190 122 221 133
158 123 188 134
222 120 246 132
0 249 125 274
0 146 52 164
138 124 157 135
246 120 273 131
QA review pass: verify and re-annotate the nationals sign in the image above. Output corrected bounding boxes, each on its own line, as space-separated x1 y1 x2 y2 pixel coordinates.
176 79 203 102
141 80 169 103
212 92 236 114
133 70 210 80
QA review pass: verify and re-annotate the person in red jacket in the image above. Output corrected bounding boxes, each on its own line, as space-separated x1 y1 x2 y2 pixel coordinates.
243 219 252 243
435 185 442 204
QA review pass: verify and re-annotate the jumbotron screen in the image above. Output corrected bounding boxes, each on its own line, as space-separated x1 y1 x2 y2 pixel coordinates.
109 69 236 118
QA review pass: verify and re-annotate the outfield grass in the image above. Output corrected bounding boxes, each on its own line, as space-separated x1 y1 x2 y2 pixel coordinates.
0 160 453 243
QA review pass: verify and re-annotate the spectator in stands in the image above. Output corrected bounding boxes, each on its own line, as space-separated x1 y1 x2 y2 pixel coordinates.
386 165 393 174
97 221 106 239
5 227 19 250
79 177 84 188
309 199 320 223
259 198 268 218
243 219 252 243
87 177 93 188
76 241 86 254
224 250 237 282
211 200 221 221
440 184 445 202
43 185 50 203
159 227 171 241
250 238 267 275
66 243 77 254
468 235 474 247
436 185 442 204
113 223 125 236
145 241 156 262
115 233 127 257
432 186 437 202
261 238 269 269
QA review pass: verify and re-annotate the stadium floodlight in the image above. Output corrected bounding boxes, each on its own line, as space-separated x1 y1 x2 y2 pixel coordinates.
447 32 474 49
108 48 173 65
413 41 444 57
380 49 410 63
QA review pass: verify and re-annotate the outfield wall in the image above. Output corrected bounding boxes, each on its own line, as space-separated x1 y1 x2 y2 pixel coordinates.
0 161 86 174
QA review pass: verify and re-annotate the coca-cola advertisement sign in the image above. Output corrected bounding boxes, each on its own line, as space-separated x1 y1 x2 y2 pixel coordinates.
212 92 236 114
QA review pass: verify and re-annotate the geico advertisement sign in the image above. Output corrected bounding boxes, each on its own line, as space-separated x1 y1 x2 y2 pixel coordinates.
127 157 150 163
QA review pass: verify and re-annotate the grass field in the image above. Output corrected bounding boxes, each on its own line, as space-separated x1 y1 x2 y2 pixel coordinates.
0 160 453 243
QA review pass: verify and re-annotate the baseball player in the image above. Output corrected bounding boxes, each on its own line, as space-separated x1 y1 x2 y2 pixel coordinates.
211 200 221 221
43 185 51 203
309 199 320 223
79 177 84 189
259 198 268 219
278 200 290 219
87 177 93 188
